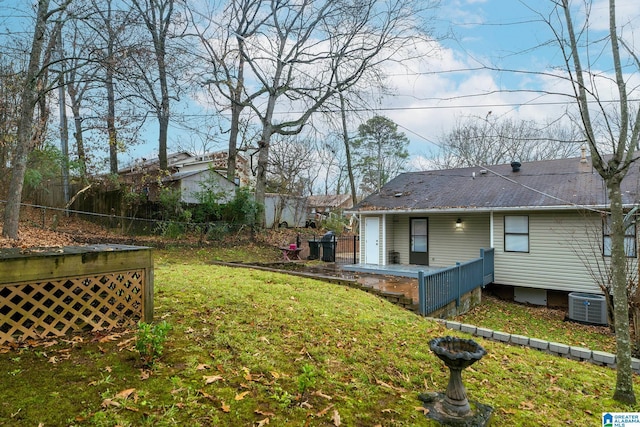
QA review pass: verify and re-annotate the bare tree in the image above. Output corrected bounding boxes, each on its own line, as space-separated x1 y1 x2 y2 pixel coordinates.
129 0 183 171
234 0 437 226
187 0 270 183
2 0 72 239
544 0 640 403
0 61 23 190
266 135 316 196
321 0 438 206
431 115 584 169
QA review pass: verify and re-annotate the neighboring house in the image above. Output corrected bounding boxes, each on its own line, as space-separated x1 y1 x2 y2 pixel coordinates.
118 151 248 203
307 194 353 216
163 169 237 204
351 154 640 305
306 194 353 227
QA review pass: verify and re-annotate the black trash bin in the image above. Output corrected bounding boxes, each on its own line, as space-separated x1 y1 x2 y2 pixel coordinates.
308 239 321 260
320 231 336 262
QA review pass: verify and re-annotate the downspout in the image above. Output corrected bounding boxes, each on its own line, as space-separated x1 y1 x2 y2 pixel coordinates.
382 214 387 265
358 214 363 264
490 211 495 247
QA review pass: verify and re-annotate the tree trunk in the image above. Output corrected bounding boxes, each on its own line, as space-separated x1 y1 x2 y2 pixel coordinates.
254 127 271 228
57 30 69 206
106 53 118 174
156 3 171 172
68 85 87 181
226 37 245 183
157 43 170 171
2 0 51 239
609 179 636 403
340 93 357 206
227 102 240 182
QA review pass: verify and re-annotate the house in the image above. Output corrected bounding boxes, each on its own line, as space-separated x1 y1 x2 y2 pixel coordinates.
306 194 353 227
163 169 237 204
118 151 249 203
351 154 640 306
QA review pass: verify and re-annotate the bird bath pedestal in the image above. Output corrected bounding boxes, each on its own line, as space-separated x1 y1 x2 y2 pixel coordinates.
419 336 493 426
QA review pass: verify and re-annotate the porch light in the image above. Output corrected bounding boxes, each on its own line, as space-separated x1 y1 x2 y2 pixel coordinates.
456 218 463 229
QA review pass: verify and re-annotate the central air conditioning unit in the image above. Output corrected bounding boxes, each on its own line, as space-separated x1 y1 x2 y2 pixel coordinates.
568 292 608 325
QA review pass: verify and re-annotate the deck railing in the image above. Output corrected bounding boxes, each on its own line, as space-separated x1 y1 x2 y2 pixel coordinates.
418 248 494 316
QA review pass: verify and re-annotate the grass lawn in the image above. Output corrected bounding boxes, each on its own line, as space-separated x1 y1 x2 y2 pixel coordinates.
455 294 617 354
0 246 638 426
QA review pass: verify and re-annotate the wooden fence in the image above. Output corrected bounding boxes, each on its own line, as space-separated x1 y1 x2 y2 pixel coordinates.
0 245 153 344
418 248 495 316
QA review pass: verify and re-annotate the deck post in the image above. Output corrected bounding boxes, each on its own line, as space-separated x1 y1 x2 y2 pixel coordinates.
353 235 357 264
456 262 461 307
418 270 426 315
480 248 485 287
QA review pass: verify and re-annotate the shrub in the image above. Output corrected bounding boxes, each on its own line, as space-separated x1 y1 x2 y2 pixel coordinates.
135 321 172 367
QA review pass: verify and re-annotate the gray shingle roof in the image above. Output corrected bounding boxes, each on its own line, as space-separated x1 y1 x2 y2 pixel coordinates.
354 156 640 212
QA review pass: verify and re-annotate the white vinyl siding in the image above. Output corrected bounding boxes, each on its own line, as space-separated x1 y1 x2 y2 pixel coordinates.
494 211 614 294
386 214 490 266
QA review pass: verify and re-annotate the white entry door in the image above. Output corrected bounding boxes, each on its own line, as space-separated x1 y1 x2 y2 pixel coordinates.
364 217 380 264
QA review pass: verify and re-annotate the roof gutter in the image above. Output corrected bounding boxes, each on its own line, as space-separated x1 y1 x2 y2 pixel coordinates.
347 204 632 216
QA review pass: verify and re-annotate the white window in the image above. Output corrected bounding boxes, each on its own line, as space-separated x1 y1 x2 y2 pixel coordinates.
603 215 636 257
504 216 529 253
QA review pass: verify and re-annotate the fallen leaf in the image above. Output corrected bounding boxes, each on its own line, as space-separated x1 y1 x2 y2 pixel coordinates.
221 401 231 413
415 406 429 414
101 398 121 408
316 404 334 417
331 409 341 426
382 408 399 414
115 388 136 400
203 375 224 384
312 390 332 400
196 363 210 371
48 356 58 364
519 401 535 410
243 367 252 381
375 378 407 393
256 418 269 426
270 371 280 379
140 370 151 380
255 409 276 416
117 337 136 349
235 391 250 401
99 333 121 343
196 389 215 401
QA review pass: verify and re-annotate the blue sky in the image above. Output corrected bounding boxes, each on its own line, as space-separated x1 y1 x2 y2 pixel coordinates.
129 0 575 166
373 0 640 168
3 1 640 173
